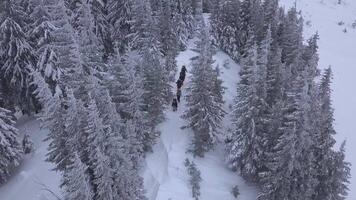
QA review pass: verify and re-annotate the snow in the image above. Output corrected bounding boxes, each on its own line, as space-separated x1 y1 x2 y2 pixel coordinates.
279 0 356 197
2 2 353 198
0 116 61 200
143 32 257 199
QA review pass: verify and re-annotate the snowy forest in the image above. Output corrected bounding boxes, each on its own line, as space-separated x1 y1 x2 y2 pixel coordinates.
0 0 352 200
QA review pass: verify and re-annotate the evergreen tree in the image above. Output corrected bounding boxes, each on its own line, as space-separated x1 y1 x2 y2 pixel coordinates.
89 0 114 59
44 0 83 90
328 142 351 200
312 67 339 200
62 153 93 200
239 0 264 52
183 23 225 157
226 29 269 180
211 0 241 61
180 0 196 39
158 0 179 80
85 97 116 200
0 0 37 112
131 0 172 128
0 106 22 184
280 6 303 68
32 71 73 172
259 74 316 200
107 0 132 53
185 159 202 200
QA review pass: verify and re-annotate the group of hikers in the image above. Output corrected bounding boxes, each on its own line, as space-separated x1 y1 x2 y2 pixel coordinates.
172 65 187 111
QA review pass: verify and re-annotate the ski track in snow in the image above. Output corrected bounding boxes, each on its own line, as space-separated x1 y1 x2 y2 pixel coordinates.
279 0 356 197
143 26 258 199
0 116 61 200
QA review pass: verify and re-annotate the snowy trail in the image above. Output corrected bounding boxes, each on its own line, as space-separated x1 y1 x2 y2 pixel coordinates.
0 117 61 200
143 32 258 199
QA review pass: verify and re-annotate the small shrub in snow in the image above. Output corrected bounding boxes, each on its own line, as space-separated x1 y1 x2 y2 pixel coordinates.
185 159 202 200
343 28 348 33
231 185 240 198
338 21 345 26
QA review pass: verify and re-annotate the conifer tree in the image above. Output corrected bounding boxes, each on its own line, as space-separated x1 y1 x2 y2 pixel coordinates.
328 141 351 200
32 71 72 172
183 23 225 157
132 0 172 128
0 106 22 184
227 29 268 180
62 153 93 200
312 67 339 200
107 0 132 53
211 0 241 60
0 0 37 112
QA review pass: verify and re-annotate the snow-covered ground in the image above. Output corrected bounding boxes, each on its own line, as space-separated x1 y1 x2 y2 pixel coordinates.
0 117 61 200
1 1 354 198
280 0 356 197
143 32 258 199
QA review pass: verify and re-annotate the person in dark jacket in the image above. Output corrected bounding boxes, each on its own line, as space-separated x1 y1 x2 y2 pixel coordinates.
177 89 182 103
181 65 187 73
179 66 187 82
172 98 178 111
179 71 186 82
176 78 183 89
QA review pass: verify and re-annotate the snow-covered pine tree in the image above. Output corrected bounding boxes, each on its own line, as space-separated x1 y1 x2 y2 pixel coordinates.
259 73 317 200
185 159 202 200
211 66 226 109
28 1 61 94
226 27 269 181
0 0 37 112
210 0 241 61
74 0 105 73
328 141 351 200
107 0 132 54
131 0 172 128
62 88 86 158
89 0 114 60
44 0 83 90
62 153 93 200
84 97 116 200
312 67 340 200
158 0 179 80
0 106 22 184
104 51 153 153
182 22 225 157
280 6 303 67
171 0 189 50
28 0 61 95
262 0 279 37
84 95 146 200
180 0 196 39
32 71 72 171
238 0 264 53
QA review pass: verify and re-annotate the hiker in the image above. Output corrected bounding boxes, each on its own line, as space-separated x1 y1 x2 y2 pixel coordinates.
176 78 183 89
181 65 187 73
177 88 182 103
172 98 178 111
179 65 187 82
179 70 186 82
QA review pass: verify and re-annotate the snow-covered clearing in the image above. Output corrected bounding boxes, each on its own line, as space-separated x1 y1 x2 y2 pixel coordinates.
143 33 257 200
0 116 61 200
280 0 356 197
